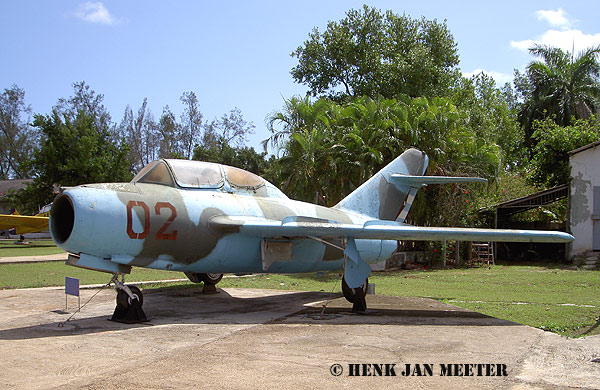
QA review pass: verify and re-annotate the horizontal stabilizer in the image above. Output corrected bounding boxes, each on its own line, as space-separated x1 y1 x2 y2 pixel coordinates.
390 174 488 187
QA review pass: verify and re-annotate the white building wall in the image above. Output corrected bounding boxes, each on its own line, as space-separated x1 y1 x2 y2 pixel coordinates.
570 145 600 256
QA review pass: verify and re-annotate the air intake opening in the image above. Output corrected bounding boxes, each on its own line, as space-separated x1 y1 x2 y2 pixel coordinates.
50 194 74 244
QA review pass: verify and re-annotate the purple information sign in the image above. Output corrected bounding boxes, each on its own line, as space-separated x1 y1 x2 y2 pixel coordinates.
65 277 79 297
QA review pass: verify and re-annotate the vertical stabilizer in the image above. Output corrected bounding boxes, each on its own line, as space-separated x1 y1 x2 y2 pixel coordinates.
334 148 428 221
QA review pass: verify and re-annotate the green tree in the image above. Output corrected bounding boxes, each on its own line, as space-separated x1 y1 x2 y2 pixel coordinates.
529 117 600 187
265 94 502 218
55 81 113 131
13 111 131 213
180 91 203 159
291 5 460 99
192 140 267 176
516 44 600 147
263 96 330 153
157 106 182 159
0 85 37 178
119 98 159 172
203 107 255 148
278 128 330 202
452 73 524 168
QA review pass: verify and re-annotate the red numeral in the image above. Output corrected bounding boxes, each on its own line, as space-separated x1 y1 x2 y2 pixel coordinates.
155 202 178 240
126 201 178 240
126 201 150 239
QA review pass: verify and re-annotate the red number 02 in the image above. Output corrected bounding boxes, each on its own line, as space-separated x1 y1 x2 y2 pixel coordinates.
126 200 178 240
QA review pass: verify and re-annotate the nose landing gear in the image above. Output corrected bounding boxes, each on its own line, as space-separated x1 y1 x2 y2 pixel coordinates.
110 274 148 323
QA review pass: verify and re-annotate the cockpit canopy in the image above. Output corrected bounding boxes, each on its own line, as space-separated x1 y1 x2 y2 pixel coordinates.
131 159 287 199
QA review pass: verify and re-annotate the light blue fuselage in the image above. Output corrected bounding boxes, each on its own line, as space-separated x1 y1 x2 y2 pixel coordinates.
51 183 397 275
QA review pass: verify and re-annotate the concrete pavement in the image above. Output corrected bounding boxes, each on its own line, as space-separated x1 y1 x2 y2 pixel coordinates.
0 286 599 389
0 252 67 264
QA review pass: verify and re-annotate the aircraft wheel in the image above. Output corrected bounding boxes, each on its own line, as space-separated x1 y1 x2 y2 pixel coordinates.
184 272 223 285
116 285 143 309
341 277 368 303
128 285 143 306
201 273 223 285
184 272 203 283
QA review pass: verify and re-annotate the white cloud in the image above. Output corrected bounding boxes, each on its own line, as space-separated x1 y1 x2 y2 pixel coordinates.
535 9 572 28
74 2 118 25
511 29 600 54
511 9 600 54
462 69 513 86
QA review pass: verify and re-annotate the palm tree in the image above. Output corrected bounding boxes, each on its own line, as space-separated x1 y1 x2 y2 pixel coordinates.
262 96 330 153
519 44 600 145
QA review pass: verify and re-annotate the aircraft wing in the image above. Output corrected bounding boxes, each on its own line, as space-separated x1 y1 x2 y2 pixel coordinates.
209 216 573 243
0 214 49 234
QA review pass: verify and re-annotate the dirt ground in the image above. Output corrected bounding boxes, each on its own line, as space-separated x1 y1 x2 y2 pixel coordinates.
1 285 599 390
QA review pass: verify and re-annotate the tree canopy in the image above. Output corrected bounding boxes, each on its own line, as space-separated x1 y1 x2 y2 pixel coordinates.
291 5 460 99
515 44 600 147
265 94 502 226
0 85 37 179
528 118 600 187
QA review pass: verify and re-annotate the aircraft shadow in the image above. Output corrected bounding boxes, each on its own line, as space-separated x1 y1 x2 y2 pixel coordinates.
0 288 517 341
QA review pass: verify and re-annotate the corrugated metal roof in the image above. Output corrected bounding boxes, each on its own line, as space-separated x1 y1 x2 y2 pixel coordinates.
0 179 32 197
477 184 569 218
569 140 600 155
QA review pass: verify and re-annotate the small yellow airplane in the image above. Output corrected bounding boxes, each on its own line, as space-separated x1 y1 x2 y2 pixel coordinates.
0 204 50 235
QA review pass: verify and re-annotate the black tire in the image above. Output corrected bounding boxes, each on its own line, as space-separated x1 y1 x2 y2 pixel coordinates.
341 277 368 303
184 272 204 283
201 273 223 285
116 290 130 310
116 285 143 309
184 272 223 285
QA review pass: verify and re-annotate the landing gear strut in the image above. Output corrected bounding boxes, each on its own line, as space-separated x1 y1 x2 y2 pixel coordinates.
110 274 148 323
341 276 368 313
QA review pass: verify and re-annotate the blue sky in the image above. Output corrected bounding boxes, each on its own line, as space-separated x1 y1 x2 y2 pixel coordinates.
2 1 600 151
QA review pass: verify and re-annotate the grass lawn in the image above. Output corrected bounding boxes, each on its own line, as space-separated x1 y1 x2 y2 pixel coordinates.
0 260 598 338
213 265 600 338
0 262 181 289
0 239 66 257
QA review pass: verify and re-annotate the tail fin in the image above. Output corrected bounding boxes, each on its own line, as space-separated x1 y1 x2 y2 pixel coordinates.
334 148 428 222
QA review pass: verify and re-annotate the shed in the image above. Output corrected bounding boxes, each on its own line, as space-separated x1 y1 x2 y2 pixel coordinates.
490 185 569 261
569 140 600 256
0 179 33 214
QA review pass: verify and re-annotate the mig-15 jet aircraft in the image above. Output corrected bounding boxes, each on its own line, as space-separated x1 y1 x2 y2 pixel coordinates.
49 148 573 322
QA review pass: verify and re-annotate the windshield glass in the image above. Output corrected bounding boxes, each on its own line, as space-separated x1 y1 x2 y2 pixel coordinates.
132 160 175 187
166 160 223 188
224 166 264 188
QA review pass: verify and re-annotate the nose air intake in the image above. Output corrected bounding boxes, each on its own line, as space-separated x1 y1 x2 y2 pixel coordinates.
50 194 75 244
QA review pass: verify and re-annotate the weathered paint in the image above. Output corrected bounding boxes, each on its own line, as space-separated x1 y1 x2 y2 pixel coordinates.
335 148 427 220
569 144 600 256
50 149 573 279
593 186 600 251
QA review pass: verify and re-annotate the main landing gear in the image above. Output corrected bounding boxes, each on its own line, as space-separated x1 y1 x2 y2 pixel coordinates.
184 272 224 293
341 276 368 313
110 274 148 323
